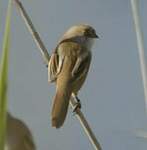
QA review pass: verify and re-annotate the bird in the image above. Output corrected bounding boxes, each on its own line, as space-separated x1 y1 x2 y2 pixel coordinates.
48 24 98 128
5 112 36 150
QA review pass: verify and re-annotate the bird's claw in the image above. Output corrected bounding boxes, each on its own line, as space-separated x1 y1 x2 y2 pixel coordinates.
72 101 81 114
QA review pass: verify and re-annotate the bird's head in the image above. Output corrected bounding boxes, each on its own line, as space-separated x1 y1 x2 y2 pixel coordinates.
62 24 98 40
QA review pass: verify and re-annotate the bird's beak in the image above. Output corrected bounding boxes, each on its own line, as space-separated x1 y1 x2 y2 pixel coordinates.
90 33 99 39
94 33 99 39
85 31 99 39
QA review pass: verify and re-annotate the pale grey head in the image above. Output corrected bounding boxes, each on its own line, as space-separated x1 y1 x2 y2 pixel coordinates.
62 24 98 39
61 24 98 50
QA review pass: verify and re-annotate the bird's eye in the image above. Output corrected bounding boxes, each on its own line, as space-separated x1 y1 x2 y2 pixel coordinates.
83 28 98 38
90 29 95 34
84 29 90 36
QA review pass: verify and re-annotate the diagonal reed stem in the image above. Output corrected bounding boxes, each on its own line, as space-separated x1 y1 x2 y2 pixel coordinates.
13 0 50 65
12 0 102 149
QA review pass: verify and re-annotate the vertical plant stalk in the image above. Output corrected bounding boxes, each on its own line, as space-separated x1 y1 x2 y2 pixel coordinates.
130 0 147 112
0 0 11 149
12 0 102 149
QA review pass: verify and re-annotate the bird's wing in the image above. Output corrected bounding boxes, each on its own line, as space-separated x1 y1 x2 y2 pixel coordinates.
48 42 91 83
48 52 59 82
48 41 74 83
72 51 92 82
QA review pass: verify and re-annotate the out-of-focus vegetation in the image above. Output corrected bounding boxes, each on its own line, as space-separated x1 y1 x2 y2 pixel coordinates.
0 0 11 149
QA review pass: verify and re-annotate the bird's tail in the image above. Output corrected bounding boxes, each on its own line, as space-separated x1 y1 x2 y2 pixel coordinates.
51 83 72 128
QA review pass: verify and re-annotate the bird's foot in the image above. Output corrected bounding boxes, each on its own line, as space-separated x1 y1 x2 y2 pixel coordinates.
72 96 81 114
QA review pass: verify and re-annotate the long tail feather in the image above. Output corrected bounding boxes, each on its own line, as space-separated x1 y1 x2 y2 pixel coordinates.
51 85 72 128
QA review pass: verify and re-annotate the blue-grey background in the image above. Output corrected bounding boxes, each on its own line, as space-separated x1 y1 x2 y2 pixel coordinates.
0 0 147 149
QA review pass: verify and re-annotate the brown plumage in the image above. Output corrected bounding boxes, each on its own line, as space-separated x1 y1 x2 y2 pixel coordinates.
48 24 98 128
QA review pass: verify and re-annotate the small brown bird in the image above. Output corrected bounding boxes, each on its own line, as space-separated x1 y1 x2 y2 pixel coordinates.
48 24 98 128
5 112 36 150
